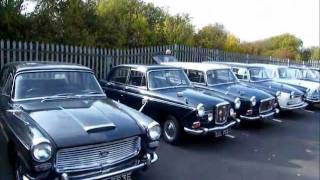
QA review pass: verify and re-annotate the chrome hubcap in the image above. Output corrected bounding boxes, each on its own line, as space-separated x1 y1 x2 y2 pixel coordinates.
164 121 176 140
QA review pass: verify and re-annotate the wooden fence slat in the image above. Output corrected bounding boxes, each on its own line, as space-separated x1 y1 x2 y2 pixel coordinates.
0 40 4 69
0 39 319 73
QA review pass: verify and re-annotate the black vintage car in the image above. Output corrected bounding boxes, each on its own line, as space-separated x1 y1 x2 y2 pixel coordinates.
0 62 160 180
162 62 278 121
210 62 308 111
100 65 239 144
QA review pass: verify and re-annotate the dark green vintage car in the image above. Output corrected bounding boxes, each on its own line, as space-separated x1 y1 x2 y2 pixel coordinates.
0 62 160 180
101 65 239 144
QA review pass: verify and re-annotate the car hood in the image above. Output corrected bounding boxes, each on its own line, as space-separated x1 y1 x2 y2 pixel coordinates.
209 83 272 101
251 80 303 95
18 98 143 148
152 87 227 110
276 78 320 90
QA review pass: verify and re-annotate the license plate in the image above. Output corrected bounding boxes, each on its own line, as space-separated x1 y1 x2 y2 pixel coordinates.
105 173 132 180
214 129 229 137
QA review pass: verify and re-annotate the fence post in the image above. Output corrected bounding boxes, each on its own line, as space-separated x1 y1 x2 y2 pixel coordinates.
287 58 290 66
246 54 249 64
0 40 4 69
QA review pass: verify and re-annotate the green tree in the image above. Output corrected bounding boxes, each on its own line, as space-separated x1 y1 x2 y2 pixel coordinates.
0 0 29 39
224 33 241 52
194 23 227 49
162 14 194 45
310 47 320 60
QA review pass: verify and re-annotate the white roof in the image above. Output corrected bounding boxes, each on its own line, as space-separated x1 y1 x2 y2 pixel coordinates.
162 62 230 71
250 63 288 69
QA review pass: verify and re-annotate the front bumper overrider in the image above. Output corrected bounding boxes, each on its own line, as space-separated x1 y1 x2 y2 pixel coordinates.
239 109 279 120
183 119 240 135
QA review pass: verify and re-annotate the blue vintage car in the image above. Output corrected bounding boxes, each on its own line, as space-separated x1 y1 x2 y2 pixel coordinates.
100 65 239 144
0 62 160 180
162 62 279 121
210 62 308 111
254 64 320 105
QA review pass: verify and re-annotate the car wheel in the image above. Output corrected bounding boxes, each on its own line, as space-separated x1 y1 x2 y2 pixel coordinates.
163 116 182 144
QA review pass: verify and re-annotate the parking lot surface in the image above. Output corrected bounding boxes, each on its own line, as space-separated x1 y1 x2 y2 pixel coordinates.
1 107 319 180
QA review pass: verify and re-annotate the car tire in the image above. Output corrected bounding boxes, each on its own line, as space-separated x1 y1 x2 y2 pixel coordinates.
163 116 182 144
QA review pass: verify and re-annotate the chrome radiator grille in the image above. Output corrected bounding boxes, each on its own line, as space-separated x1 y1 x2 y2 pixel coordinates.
55 136 141 173
259 98 274 113
215 103 230 125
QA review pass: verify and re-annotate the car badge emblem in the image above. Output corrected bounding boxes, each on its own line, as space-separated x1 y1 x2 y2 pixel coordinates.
99 151 109 158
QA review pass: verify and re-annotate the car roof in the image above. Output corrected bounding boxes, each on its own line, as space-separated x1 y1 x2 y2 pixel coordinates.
162 62 230 71
115 64 181 72
4 62 91 73
205 61 264 69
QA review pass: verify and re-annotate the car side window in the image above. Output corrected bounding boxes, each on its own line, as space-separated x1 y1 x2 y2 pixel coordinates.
187 70 205 84
109 68 130 84
3 74 13 96
128 70 146 87
233 68 249 80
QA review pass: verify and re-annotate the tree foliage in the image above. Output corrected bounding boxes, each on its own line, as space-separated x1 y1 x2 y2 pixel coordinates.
0 0 318 60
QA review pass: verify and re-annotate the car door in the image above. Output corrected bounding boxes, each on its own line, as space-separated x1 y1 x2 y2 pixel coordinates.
122 69 147 111
104 67 130 103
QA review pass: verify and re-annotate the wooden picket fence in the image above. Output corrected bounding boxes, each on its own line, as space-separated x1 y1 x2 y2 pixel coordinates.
0 39 319 80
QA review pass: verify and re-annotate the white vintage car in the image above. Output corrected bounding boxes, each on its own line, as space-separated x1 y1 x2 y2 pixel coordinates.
253 64 320 104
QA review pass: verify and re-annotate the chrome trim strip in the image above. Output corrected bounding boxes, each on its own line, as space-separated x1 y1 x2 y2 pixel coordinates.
84 123 116 133
240 111 275 120
305 98 320 103
79 153 158 180
105 87 195 110
183 121 237 135
280 102 308 110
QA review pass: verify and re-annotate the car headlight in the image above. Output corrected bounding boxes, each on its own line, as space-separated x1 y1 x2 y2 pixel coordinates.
229 108 236 118
250 96 256 106
290 91 295 99
197 103 205 117
234 97 241 109
276 91 281 97
31 139 52 163
147 122 161 141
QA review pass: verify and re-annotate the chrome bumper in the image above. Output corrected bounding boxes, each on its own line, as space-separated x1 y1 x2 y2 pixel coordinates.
280 102 308 110
240 110 276 120
305 98 320 103
22 153 158 180
184 120 239 135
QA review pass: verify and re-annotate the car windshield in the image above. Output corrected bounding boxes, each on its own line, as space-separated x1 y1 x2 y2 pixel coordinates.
303 69 319 81
14 71 104 100
148 69 190 89
207 69 238 85
249 68 272 81
278 68 301 79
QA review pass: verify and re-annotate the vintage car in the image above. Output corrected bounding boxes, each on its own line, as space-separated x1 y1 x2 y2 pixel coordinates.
252 64 320 104
206 62 308 111
288 66 320 83
161 62 278 121
100 65 239 144
0 62 160 180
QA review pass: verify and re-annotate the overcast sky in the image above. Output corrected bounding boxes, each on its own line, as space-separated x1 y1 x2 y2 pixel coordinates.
143 0 319 47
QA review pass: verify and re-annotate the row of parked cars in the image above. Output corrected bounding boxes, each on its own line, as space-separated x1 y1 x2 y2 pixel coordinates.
0 56 319 180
